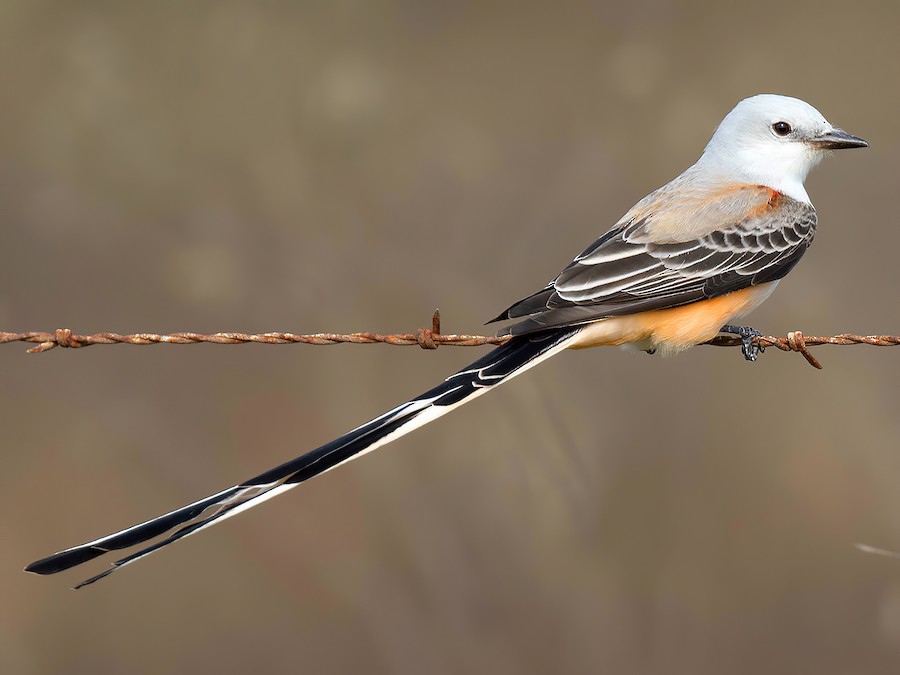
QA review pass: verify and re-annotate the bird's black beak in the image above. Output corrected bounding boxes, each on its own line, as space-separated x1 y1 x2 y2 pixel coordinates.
809 128 868 150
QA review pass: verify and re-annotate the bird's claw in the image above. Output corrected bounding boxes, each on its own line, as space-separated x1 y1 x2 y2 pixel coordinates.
720 324 764 362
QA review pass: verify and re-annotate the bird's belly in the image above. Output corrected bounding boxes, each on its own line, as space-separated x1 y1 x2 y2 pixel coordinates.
568 281 779 356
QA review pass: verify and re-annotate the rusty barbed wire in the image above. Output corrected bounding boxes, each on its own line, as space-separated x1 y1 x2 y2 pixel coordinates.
2 310 899 369
703 330 900 369
0 311 509 353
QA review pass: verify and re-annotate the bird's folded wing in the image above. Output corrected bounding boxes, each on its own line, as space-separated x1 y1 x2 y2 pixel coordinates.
492 184 816 335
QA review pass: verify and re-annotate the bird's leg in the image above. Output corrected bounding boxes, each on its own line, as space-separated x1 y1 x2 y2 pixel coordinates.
719 324 764 362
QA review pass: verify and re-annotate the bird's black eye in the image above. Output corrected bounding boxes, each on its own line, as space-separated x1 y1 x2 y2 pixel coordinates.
772 121 792 136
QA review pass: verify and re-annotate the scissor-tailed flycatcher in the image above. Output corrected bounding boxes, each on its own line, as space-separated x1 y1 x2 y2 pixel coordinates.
26 94 867 587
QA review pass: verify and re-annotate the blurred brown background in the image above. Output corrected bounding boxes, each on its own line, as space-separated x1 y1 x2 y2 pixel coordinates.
2 1 900 673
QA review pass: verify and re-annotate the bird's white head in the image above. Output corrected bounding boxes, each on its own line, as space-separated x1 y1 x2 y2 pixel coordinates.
698 94 867 203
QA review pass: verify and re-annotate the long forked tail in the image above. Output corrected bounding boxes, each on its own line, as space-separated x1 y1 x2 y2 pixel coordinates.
25 327 582 588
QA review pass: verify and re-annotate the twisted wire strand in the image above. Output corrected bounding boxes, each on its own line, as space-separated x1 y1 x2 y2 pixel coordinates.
3 311 899 369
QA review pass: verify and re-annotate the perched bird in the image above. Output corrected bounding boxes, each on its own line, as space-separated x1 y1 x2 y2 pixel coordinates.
26 94 867 587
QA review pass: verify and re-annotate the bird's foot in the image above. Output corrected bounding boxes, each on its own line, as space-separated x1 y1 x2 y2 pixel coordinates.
719 324 764 362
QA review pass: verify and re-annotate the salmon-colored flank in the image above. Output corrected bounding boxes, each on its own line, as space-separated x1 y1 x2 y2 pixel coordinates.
569 282 778 355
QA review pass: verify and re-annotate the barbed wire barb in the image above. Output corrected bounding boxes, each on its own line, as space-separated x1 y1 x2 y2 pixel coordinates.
3 310 900 369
